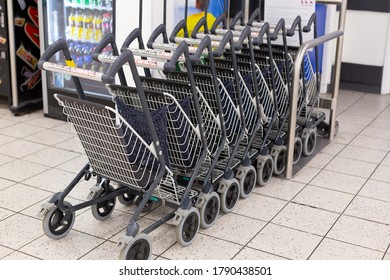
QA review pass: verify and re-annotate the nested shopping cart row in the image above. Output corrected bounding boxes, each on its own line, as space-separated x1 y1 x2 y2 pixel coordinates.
37 11 325 260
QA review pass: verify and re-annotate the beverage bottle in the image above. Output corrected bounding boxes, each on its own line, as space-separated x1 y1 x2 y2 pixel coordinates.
68 8 76 40
83 10 93 41
102 12 111 35
93 11 103 42
75 8 84 41
84 0 90 7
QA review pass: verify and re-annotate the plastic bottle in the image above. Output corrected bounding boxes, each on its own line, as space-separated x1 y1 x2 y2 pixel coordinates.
75 8 84 41
102 12 111 35
68 8 76 40
93 11 103 42
83 10 93 41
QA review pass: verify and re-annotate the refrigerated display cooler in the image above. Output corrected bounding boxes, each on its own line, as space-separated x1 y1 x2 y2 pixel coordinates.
38 0 116 119
1 0 42 114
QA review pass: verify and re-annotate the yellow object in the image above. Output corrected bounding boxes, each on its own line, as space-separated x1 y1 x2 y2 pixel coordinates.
65 60 76 68
177 12 216 37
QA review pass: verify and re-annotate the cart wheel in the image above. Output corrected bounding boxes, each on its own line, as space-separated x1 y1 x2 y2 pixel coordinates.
119 233 153 260
257 155 274 187
293 137 303 165
303 129 317 157
273 146 287 176
91 185 116 221
42 201 75 240
317 121 329 137
220 178 240 213
199 192 220 229
136 198 154 213
117 190 137 206
176 207 200 246
237 165 256 199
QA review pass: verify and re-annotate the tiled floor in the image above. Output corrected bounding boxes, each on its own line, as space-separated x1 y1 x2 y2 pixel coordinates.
0 89 390 260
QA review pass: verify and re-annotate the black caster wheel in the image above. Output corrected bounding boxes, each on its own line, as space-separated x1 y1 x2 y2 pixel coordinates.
42 201 75 240
257 155 274 187
237 165 257 199
303 129 317 157
220 178 240 213
272 146 287 176
117 190 137 206
91 185 116 221
119 233 153 260
176 207 200 246
199 192 220 229
136 198 154 213
293 136 303 165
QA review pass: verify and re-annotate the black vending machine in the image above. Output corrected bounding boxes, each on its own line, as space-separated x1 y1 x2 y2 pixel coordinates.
0 0 42 114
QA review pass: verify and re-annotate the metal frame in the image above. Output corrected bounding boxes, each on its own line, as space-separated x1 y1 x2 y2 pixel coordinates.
285 0 347 179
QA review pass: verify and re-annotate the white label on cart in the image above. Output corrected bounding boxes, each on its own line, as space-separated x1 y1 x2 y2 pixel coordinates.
43 62 102 81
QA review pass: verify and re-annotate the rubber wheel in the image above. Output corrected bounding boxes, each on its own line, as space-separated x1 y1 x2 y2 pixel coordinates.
91 185 116 221
118 191 137 206
257 155 273 187
220 178 240 213
42 201 75 240
119 233 153 260
199 192 220 229
317 121 329 137
136 198 154 213
293 137 303 165
238 165 256 199
273 146 287 176
176 207 200 246
303 130 317 157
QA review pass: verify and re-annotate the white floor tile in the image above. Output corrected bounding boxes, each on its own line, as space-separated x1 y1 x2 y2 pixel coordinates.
327 215 390 252
199 213 267 245
24 117 65 129
382 154 390 166
361 127 390 141
0 178 15 191
55 155 89 174
310 238 383 260
338 146 387 164
332 132 356 145
0 207 15 221
311 170 366 194
161 234 242 260
272 203 339 236
325 157 377 178
350 136 390 152
291 166 321 184
0 184 52 212
319 142 345 156
0 245 13 259
248 223 322 260
384 254 390 260
20 231 104 260
0 118 17 129
80 241 119 260
232 193 287 222
371 165 390 183
0 134 16 146
305 153 334 169
0 159 49 182
51 122 72 133
22 168 79 193
0 139 46 159
337 123 366 135
25 130 73 146
23 147 80 168
55 137 84 154
0 154 15 166
2 251 40 260
254 178 305 201
233 247 287 260
369 119 390 131
337 113 374 126
0 123 46 138
0 214 43 249
359 180 390 202
293 185 354 213
345 196 390 225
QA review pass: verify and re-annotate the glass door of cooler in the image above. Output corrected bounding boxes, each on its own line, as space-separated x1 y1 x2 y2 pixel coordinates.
40 0 115 118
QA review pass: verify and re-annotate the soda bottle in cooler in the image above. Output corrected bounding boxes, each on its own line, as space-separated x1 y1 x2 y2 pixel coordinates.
75 8 84 41
83 10 93 41
68 8 76 40
102 12 111 35
93 11 103 42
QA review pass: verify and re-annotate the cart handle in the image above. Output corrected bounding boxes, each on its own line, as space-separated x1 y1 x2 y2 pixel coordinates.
229 10 244 29
286 15 302 37
233 25 251 50
247 8 261 26
210 13 227 33
92 33 115 61
252 22 270 47
191 17 208 38
120 28 144 52
38 38 73 69
303 13 316 33
147 24 170 49
169 19 189 42
270 18 286 41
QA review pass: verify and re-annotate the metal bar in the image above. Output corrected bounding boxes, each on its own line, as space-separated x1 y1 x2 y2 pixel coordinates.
285 30 343 179
317 0 343 4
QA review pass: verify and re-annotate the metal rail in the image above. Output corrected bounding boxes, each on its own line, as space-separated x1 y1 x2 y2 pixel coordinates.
285 0 347 179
